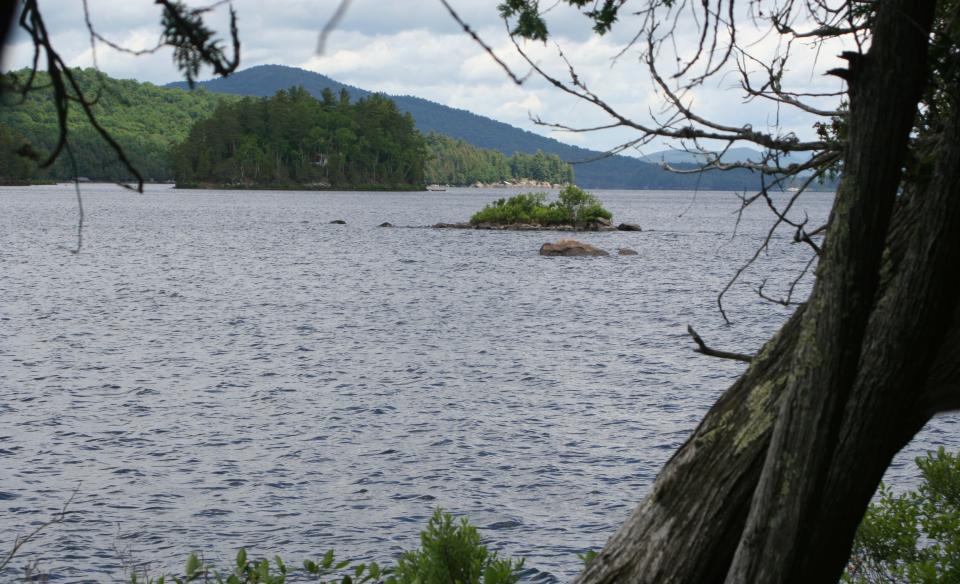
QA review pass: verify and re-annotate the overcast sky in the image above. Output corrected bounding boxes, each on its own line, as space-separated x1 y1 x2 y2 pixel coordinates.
4 0 849 155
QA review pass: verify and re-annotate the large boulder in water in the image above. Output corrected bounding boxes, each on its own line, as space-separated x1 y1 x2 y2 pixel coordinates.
539 239 609 257
617 222 642 231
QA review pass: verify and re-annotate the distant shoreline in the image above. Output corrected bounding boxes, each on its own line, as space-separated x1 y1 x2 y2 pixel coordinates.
174 182 427 192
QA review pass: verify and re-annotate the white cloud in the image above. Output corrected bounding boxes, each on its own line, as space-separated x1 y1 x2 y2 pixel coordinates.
2 0 849 155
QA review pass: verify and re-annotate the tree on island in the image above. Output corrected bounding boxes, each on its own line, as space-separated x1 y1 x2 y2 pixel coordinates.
3 2 960 584
171 87 427 189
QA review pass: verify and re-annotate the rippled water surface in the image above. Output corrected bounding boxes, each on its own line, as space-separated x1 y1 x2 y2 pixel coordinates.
1 184 956 582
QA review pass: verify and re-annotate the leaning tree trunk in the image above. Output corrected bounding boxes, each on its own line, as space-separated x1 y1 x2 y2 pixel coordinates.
577 1 960 582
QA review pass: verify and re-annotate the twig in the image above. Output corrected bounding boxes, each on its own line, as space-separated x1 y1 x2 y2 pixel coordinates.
439 0 530 86
687 325 754 362
316 0 351 55
0 486 80 572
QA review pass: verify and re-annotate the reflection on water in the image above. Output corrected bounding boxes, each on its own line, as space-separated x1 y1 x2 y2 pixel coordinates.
0 184 955 582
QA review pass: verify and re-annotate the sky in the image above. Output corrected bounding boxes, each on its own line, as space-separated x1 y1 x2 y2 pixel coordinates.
3 0 850 156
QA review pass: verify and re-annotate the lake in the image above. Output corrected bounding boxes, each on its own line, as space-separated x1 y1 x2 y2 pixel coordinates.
1 184 956 582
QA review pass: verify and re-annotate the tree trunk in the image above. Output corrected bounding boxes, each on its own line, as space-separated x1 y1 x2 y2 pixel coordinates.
577 1 960 582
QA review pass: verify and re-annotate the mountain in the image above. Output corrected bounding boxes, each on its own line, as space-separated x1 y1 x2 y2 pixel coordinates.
639 146 816 167
639 147 764 165
166 65 770 190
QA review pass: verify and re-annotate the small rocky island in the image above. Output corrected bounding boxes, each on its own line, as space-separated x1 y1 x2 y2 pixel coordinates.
434 186 642 232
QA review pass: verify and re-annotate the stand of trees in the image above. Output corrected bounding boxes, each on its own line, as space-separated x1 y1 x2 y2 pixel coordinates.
171 87 427 189
0 123 35 183
424 132 573 185
0 68 229 182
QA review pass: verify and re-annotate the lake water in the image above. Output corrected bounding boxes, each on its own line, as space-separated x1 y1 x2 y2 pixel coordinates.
1 184 956 582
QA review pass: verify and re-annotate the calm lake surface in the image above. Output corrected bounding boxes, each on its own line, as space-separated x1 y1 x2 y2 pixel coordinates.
1 184 957 582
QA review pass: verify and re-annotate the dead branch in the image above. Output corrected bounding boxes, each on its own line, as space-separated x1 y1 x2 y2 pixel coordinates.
440 1 530 86
0 486 79 572
316 0 351 55
687 325 754 362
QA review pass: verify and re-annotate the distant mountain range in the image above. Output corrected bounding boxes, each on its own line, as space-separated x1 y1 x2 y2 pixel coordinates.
638 146 814 167
167 65 784 190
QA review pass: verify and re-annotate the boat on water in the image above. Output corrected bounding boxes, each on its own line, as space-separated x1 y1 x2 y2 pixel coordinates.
426 184 447 191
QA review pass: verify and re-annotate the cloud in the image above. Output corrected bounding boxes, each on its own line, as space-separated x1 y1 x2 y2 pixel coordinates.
2 0 848 155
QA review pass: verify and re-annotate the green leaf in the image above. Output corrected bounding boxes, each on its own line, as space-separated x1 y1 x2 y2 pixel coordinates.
322 550 335 569
185 553 201 580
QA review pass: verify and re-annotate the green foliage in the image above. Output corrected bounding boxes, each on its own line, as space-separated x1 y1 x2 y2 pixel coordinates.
500 0 623 40
393 509 523 584
172 87 427 189
424 132 573 186
130 509 522 584
0 123 36 184
469 185 612 226
844 447 960 583
129 548 377 584
578 550 598 568
0 68 233 181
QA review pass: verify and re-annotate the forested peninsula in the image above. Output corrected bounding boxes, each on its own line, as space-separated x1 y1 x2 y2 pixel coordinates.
172 87 427 189
424 133 572 186
0 68 574 189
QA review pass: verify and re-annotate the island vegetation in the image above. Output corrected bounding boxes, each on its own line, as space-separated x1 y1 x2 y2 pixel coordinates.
172 87 428 190
468 185 612 229
424 132 572 186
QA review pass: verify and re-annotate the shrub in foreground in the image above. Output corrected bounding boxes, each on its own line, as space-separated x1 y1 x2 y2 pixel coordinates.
393 509 522 584
843 447 960 583
129 509 522 584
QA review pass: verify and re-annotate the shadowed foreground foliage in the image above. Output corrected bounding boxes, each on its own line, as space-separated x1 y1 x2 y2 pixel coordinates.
844 448 960 583
127 509 522 584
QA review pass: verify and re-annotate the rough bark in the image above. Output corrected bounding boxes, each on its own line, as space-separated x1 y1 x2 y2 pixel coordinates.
576 308 804 583
576 1 960 582
724 2 936 581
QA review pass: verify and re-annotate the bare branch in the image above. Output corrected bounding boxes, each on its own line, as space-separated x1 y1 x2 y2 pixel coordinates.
0 486 80 572
687 325 754 362
506 29 829 153
316 0 351 55
439 0 530 86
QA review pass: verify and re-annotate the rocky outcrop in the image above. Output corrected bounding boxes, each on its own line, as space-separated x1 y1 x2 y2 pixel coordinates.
539 239 609 257
330 219 347 224
471 179 569 189
618 248 639 256
576 217 616 231
617 223 642 231
378 222 394 227
432 220 620 232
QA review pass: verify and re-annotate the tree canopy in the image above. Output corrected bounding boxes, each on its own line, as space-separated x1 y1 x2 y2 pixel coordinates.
424 132 573 186
0 67 232 182
171 86 427 189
